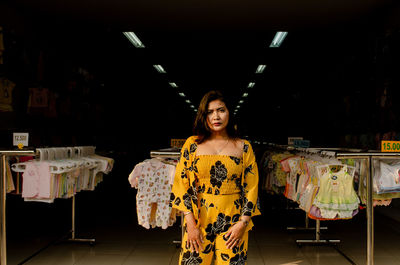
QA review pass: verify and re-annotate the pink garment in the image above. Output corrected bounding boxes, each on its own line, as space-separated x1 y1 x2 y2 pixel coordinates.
22 162 52 199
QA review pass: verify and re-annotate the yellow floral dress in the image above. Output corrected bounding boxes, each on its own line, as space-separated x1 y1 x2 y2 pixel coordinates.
170 136 261 265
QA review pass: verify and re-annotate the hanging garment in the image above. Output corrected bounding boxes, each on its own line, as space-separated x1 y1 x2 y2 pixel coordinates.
313 165 360 219
129 158 176 229
170 136 261 265
375 161 400 193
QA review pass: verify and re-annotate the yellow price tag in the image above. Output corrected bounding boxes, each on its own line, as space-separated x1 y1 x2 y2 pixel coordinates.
381 141 400 152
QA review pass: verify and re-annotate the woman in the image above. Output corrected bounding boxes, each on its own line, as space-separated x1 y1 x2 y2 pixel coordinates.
170 90 261 265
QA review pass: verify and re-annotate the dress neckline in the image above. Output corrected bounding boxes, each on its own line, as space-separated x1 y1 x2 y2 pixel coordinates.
195 154 242 161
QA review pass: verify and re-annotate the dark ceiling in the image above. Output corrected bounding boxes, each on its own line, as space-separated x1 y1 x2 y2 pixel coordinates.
1 0 400 146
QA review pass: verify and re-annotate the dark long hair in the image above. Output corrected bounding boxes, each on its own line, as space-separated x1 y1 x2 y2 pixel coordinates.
193 90 238 144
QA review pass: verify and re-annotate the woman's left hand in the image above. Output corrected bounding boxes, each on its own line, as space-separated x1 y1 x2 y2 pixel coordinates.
225 221 246 249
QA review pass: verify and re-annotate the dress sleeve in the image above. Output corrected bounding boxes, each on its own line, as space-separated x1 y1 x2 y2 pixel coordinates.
170 136 196 213
242 141 261 217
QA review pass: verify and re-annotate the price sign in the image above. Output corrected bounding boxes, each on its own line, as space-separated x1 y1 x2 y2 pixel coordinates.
288 137 303 146
171 139 186 148
13 133 29 148
294 139 310 148
381 141 400 152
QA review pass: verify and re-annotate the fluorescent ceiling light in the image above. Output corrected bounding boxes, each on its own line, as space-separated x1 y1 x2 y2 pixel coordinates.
239 100 244 104
153 65 166 73
256 65 266 74
169 82 178 88
190 105 195 108
178 92 186 97
185 100 191 104
247 82 255 88
242 93 249 98
270 31 288 48
194 109 198 112
123 32 145 48
236 105 241 109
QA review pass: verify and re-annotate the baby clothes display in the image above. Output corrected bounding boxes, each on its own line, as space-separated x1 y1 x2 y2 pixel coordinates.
11 148 114 203
312 165 360 219
129 158 177 229
260 148 362 220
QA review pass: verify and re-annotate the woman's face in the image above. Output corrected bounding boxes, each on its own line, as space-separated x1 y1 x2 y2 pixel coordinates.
206 99 229 133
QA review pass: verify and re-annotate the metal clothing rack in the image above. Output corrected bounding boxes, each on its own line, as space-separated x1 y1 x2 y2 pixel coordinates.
335 152 400 265
1 150 36 265
0 147 98 265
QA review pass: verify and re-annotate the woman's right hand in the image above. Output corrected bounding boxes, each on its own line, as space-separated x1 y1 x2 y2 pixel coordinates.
185 213 204 253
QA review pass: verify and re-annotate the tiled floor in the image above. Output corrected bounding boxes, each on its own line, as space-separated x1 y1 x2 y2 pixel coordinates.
6 208 400 265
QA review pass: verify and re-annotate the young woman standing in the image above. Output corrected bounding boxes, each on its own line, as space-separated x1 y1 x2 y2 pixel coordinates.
170 90 261 265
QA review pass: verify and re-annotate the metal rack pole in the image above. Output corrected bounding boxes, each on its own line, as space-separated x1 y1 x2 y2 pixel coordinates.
366 156 373 265
296 218 340 245
0 150 35 265
68 195 95 244
287 213 328 231
1 154 6 265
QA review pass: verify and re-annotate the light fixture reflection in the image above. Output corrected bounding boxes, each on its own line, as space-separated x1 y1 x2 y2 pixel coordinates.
248 82 255 88
153 65 166 73
270 31 288 47
256 65 266 74
169 82 178 88
123 32 145 48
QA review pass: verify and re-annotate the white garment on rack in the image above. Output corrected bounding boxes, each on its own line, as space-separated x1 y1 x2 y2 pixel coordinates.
129 158 176 229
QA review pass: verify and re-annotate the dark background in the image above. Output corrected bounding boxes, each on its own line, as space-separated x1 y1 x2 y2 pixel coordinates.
1 1 400 264
0 0 400 152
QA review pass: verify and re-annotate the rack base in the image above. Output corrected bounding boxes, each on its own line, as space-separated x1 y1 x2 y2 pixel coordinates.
287 226 328 231
296 239 340 245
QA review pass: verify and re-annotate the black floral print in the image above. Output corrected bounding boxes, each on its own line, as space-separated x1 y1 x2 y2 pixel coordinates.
189 157 199 173
229 251 247 265
241 197 254 216
214 189 220 195
169 193 175 207
181 251 203 265
174 197 182 206
210 161 227 188
197 184 206 194
205 213 232 242
234 197 242 209
207 187 213 194
182 194 193 211
243 143 249 153
183 148 189 160
181 168 188 179
230 156 241 165
190 143 197 154
182 186 197 211
244 164 254 178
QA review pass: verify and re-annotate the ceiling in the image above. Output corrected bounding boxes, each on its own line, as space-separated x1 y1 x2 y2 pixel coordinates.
1 0 400 143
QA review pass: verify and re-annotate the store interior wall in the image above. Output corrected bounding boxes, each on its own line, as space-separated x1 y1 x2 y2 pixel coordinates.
1 1 400 264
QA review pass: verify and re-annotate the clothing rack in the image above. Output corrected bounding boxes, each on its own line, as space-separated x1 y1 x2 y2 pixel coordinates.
334 152 400 265
0 146 99 265
1 150 36 265
275 144 400 265
149 149 182 245
265 144 329 233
